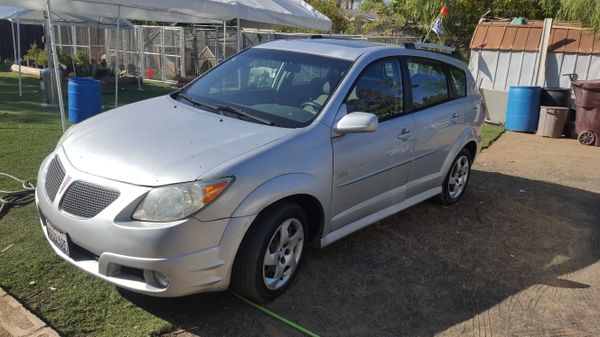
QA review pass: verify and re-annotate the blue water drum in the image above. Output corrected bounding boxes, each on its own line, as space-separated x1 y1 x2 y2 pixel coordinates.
68 78 101 123
506 86 542 132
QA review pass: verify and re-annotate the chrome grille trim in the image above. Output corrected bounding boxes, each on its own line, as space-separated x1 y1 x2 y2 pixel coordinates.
60 181 120 218
45 156 65 202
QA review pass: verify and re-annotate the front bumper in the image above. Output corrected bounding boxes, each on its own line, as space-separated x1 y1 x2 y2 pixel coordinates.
36 150 255 297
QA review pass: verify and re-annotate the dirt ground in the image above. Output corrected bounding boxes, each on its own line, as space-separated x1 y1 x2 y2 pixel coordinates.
121 132 600 337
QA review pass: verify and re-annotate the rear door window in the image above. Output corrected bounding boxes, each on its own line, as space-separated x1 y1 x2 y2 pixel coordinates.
407 58 449 109
344 59 403 120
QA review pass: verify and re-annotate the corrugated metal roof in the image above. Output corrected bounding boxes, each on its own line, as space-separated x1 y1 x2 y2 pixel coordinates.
470 19 600 54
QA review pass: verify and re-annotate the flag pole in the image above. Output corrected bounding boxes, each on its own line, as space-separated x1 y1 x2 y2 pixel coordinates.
422 15 438 43
422 5 447 43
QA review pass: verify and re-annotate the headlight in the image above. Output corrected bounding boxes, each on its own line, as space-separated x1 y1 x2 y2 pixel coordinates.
132 177 233 222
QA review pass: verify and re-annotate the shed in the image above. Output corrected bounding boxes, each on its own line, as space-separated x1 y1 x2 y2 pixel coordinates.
469 19 600 123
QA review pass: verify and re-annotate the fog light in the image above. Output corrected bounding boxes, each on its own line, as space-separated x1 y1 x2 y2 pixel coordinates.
152 271 170 288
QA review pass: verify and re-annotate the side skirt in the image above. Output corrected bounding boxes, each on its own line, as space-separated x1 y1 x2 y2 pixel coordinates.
319 186 442 248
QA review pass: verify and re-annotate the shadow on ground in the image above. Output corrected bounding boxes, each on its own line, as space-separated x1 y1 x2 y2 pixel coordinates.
119 170 600 337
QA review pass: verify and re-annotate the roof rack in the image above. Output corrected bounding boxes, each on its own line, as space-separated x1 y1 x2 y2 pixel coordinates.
404 42 456 55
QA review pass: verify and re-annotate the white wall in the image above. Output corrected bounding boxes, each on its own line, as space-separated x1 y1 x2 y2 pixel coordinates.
470 49 600 90
545 53 600 87
469 50 538 91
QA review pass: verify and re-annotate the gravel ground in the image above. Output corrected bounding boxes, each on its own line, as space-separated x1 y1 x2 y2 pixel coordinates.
136 131 600 337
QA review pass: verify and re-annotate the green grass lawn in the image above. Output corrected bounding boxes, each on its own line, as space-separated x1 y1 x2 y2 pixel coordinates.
481 123 505 148
0 66 175 337
0 65 506 337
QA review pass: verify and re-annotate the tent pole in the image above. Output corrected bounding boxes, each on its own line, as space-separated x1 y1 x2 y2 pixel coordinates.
114 5 121 108
46 0 67 132
10 19 21 96
214 27 218 61
236 17 240 52
16 17 22 97
222 21 226 61
10 20 17 66
136 27 143 91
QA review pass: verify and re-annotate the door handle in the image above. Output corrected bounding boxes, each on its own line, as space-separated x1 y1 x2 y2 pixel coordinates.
452 112 460 118
397 128 411 141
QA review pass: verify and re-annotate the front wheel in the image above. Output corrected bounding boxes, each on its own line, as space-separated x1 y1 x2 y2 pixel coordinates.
437 148 472 205
231 202 307 303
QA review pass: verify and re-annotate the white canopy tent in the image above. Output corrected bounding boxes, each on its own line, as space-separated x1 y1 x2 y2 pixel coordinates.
0 6 133 28
0 5 133 99
0 0 332 132
0 0 332 30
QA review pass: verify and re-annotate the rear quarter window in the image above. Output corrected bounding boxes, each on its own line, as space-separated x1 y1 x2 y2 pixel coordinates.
448 66 467 99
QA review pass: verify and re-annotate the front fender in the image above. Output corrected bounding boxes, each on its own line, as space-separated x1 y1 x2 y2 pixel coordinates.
231 173 329 219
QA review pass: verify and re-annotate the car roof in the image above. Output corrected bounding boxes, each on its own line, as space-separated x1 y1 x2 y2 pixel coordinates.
253 38 468 72
254 38 392 61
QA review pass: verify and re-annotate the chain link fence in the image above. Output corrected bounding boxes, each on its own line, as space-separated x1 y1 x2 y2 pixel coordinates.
51 24 418 83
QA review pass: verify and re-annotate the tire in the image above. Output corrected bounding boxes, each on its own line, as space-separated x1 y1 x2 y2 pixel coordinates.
231 202 307 303
437 148 472 205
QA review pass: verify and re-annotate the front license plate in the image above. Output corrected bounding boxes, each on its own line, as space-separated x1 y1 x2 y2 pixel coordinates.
46 221 70 256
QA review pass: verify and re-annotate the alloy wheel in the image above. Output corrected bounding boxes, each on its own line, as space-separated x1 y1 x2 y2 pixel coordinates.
448 155 470 199
262 218 304 290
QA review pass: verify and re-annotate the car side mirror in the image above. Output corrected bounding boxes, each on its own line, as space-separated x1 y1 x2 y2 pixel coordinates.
334 112 378 134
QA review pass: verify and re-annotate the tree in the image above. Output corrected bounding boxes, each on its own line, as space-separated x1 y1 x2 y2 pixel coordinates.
358 0 572 58
306 0 349 32
559 0 600 31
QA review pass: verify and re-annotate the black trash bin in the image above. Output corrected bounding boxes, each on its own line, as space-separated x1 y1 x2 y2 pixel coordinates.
541 87 571 107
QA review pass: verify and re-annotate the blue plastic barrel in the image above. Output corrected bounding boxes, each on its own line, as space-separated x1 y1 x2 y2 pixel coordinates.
506 86 542 132
68 78 101 123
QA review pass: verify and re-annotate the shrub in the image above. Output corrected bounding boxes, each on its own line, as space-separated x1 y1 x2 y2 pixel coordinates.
73 51 90 66
24 42 41 67
36 50 48 68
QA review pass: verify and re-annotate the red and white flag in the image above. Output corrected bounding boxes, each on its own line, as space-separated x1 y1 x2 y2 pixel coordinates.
432 5 448 37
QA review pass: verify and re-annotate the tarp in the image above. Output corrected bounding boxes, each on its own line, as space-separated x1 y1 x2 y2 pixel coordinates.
0 5 133 28
0 0 332 31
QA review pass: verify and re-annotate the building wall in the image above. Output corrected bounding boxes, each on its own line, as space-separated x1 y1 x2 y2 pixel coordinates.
545 52 600 87
470 50 539 91
469 49 600 91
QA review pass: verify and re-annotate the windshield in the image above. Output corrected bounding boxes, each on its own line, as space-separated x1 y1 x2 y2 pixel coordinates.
181 48 352 128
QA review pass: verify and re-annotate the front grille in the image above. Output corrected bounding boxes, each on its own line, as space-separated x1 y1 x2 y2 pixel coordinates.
45 156 65 202
60 181 120 218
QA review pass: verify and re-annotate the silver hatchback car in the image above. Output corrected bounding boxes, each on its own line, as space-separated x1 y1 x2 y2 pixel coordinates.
36 39 483 302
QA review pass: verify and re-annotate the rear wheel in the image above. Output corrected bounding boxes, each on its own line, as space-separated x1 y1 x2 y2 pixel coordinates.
231 202 307 302
437 148 472 205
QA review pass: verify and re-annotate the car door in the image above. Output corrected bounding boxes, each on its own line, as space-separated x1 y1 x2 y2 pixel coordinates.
404 57 472 196
330 58 415 232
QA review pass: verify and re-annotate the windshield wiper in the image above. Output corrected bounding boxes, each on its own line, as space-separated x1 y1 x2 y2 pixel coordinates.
214 104 273 126
175 92 217 111
175 93 272 126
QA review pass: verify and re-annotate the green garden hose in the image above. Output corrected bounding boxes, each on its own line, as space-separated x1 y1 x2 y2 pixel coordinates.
231 291 320 337
0 172 36 219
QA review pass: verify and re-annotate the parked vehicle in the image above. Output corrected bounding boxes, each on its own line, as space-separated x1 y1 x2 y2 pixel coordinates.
36 39 483 302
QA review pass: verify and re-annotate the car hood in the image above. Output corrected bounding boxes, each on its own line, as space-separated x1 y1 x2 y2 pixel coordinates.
61 95 293 186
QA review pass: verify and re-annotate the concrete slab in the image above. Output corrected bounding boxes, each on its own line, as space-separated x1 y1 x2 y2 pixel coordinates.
0 289 58 337
25 327 60 337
